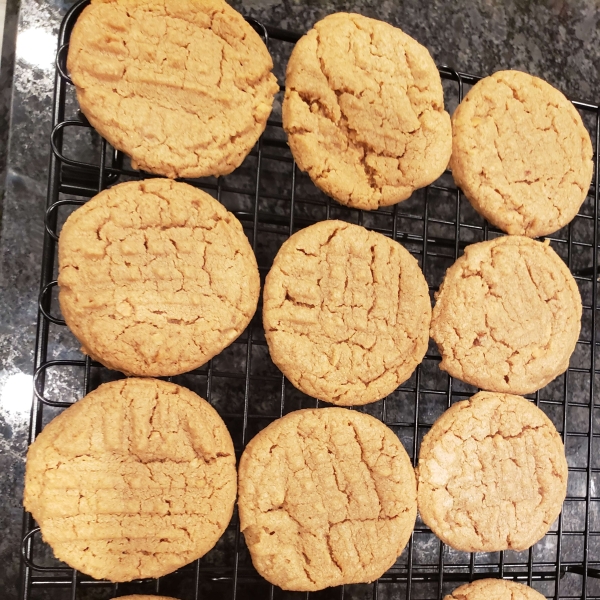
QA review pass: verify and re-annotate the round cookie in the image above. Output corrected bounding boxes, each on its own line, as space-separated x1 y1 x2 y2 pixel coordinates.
417 392 568 552
445 580 547 600
450 70 593 237
58 179 260 377
430 236 581 394
24 378 237 582
67 0 279 178
238 408 417 591
283 13 452 210
263 220 431 406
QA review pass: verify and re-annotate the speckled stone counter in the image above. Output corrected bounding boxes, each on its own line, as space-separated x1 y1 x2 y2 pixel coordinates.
0 0 599 598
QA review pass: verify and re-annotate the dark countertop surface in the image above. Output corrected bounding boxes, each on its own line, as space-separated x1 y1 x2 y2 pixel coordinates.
0 0 599 598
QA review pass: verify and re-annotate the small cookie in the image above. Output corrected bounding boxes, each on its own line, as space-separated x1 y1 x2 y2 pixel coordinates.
450 70 593 237
238 408 417 591
283 13 452 210
417 392 568 552
116 597 179 600
430 236 581 394
67 0 278 178
445 580 546 600
263 220 431 406
24 378 237 582
58 179 260 377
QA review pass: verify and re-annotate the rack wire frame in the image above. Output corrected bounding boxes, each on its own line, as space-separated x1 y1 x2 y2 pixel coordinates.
18 1 600 599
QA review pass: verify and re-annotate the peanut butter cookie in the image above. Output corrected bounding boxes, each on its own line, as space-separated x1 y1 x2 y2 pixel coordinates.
58 179 260 377
283 13 452 210
417 392 568 552
263 220 431 406
67 0 279 178
238 408 417 591
430 236 581 394
451 70 593 237
446 579 547 600
24 378 237 582
117 597 179 600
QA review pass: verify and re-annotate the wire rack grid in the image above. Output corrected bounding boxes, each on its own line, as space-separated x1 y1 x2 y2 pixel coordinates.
18 1 600 599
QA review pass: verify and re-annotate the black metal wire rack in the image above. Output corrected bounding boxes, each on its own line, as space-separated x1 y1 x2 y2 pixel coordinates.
18 0 600 599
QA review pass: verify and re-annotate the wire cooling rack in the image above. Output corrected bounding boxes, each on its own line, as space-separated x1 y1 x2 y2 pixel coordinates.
19 0 600 599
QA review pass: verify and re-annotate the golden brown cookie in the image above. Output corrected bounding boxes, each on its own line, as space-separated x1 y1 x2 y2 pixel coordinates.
450 70 593 237
58 179 260 377
263 220 431 406
116 597 179 600
446 580 546 600
67 0 278 178
417 392 568 552
24 378 237 582
430 236 581 394
238 408 417 591
283 13 452 210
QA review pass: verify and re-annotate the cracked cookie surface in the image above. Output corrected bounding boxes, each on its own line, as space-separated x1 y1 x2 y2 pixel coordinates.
23 378 237 582
282 13 452 210
417 392 568 552
450 70 593 237
430 236 581 394
263 220 431 406
58 179 260 377
238 408 417 591
67 0 278 178
445 579 547 600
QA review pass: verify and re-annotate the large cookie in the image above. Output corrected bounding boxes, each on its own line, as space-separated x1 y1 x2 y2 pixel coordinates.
450 70 593 237
417 392 568 552
67 0 279 178
238 408 417 591
445 580 547 600
58 179 260 377
263 220 431 406
24 378 237 582
430 236 581 394
283 13 452 210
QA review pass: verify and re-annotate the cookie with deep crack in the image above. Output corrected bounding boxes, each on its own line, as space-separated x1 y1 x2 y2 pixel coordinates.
67 0 279 178
58 179 260 377
24 378 237 582
417 392 568 552
263 220 431 406
450 70 593 237
282 13 452 210
430 236 581 394
445 579 547 600
238 407 417 591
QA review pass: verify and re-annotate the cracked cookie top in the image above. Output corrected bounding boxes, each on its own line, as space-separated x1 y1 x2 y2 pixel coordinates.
263 220 431 406
430 236 581 394
282 13 452 210
24 378 237 582
58 179 260 376
445 579 547 600
417 392 568 552
238 408 417 591
67 0 279 178
450 70 593 237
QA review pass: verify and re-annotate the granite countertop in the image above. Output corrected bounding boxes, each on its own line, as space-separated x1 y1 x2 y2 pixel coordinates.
0 0 599 599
